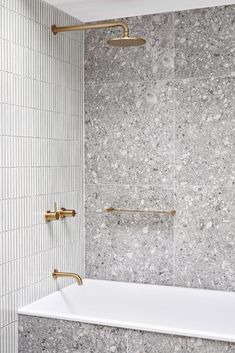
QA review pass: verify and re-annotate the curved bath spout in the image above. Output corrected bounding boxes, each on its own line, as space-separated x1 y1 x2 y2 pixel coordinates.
52 269 83 285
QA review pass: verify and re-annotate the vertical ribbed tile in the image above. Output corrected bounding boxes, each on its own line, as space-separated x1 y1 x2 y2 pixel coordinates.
0 0 84 351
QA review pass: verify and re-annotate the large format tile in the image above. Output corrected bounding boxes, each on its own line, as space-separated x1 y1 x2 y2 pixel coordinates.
18 315 127 353
85 184 174 284
85 80 174 185
174 186 235 291
84 3 235 306
175 77 235 186
175 5 235 78
128 330 235 353
85 13 174 84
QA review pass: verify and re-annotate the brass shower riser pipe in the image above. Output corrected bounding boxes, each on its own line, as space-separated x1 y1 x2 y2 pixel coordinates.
52 21 129 37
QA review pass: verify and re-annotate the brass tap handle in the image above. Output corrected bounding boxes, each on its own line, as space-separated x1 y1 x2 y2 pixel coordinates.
59 208 77 219
45 211 60 222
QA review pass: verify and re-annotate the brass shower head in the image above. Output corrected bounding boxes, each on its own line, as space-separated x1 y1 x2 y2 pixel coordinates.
107 36 146 47
51 20 146 48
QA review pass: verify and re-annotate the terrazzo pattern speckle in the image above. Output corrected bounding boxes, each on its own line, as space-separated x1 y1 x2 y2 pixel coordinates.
19 316 235 353
175 6 235 78
85 5 235 291
175 77 235 186
85 80 174 185
174 186 235 290
18 316 127 353
128 330 235 353
85 185 174 284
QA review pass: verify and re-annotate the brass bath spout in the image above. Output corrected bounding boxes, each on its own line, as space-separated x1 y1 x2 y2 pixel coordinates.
52 269 83 285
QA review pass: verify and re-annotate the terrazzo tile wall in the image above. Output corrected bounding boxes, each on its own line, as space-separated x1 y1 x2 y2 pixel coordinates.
0 0 84 351
18 315 235 353
85 5 235 289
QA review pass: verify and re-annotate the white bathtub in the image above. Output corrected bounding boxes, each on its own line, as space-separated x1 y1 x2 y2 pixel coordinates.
18 279 235 343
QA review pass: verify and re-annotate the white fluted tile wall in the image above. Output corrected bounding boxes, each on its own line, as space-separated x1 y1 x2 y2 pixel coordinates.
0 0 84 351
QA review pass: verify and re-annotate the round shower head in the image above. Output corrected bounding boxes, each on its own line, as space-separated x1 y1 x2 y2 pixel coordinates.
107 36 146 47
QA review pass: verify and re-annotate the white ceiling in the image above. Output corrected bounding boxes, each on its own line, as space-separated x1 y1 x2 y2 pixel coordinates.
45 0 235 21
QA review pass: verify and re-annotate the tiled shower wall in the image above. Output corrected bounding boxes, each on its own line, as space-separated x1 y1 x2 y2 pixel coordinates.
85 6 235 289
0 0 84 351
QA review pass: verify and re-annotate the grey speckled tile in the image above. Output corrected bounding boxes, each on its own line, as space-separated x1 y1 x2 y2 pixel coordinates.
85 13 174 84
175 77 235 186
175 5 235 78
84 4 235 301
85 80 174 185
85 184 174 284
128 330 235 353
18 315 128 353
18 315 235 353
174 186 235 291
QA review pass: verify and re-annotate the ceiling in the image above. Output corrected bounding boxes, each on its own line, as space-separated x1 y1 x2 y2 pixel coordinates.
45 0 234 21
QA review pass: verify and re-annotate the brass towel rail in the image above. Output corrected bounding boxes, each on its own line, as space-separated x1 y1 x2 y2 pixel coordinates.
104 207 176 216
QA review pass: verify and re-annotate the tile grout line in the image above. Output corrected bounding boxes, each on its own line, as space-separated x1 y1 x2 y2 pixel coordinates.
0 190 80 202
0 165 80 169
0 102 82 117
84 74 235 88
0 35 83 67
0 239 80 266
84 183 235 188
127 329 129 353
82 30 86 278
0 320 17 331
172 10 177 287
0 68 82 92
0 101 82 115
0 134 81 142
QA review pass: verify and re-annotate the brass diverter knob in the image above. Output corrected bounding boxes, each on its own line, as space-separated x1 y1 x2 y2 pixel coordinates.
45 210 60 222
59 208 77 219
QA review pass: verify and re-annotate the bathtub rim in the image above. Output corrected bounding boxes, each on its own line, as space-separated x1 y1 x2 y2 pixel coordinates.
18 278 235 344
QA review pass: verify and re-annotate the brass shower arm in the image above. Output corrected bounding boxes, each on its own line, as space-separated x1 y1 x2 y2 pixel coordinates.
51 21 129 38
51 20 146 47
